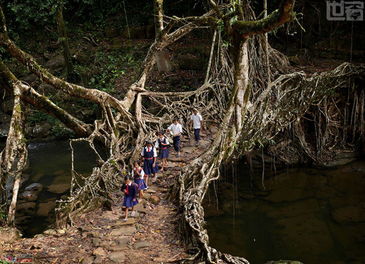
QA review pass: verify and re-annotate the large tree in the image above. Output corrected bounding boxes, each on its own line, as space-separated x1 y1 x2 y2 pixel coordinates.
0 0 364 263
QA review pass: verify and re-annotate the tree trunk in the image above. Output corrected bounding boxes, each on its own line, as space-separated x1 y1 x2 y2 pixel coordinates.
153 0 172 73
0 63 28 225
56 4 74 81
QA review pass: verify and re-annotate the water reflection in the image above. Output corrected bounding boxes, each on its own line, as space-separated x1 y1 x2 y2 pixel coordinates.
205 161 365 264
17 140 98 236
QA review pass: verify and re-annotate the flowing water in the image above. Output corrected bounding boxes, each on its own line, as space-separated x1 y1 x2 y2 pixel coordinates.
205 161 365 264
16 141 98 236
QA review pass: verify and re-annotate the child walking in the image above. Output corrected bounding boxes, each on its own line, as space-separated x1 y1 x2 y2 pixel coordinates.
167 118 183 157
141 140 158 185
155 131 169 171
132 161 147 198
121 175 138 221
190 109 203 145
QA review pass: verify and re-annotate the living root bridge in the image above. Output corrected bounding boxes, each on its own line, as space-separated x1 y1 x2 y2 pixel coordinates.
0 0 364 263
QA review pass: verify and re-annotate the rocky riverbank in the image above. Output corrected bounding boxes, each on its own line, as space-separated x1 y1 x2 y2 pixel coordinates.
0 132 213 263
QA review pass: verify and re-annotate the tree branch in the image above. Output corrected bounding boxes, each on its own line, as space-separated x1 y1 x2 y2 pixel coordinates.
232 0 295 37
0 60 92 137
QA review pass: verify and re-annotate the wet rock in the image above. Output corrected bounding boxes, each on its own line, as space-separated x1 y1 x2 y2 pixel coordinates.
134 241 150 249
47 183 70 194
36 200 55 216
109 251 126 263
19 190 39 202
16 202 36 212
92 247 107 257
0 227 21 242
149 195 161 205
25 183 43 192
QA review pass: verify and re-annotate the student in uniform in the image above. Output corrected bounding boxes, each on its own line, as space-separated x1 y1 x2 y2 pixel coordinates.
121 175 138 221
155 131 169 171
132 161 147 198
141 140 158 186
167 118 183 157
190 109 203 145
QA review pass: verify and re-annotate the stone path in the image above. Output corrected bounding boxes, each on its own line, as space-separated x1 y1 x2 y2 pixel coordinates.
0 129 215 264
76 135 213 263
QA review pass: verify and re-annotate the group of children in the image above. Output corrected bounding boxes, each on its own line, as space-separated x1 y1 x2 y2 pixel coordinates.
120 110 204 220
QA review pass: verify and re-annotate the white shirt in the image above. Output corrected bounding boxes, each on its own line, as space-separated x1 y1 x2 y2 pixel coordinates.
131 167 145 179
141 146 157 157
155 136 168 148
167 123 183 136
191 113 203 129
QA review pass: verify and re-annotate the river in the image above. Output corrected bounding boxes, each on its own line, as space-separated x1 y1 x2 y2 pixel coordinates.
205 161 365 264
16 141 98 236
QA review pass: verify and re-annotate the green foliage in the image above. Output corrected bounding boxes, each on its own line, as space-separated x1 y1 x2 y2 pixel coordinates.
6 0 60 30
51 124 75 138
0 209 6 226
83 49 139 93
27 111 56 125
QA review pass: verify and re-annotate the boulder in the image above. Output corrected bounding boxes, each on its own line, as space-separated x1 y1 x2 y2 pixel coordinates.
45 55 64 70
25 183 43 192
19 190 38 202
0 227 21 242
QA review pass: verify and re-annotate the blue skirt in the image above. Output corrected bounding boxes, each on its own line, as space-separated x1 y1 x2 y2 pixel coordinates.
134 178 147 190
143 159 159 175
123 196 138 208
159 148 169 159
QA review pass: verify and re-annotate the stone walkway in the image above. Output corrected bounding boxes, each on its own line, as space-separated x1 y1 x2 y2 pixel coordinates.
0 131 214 264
